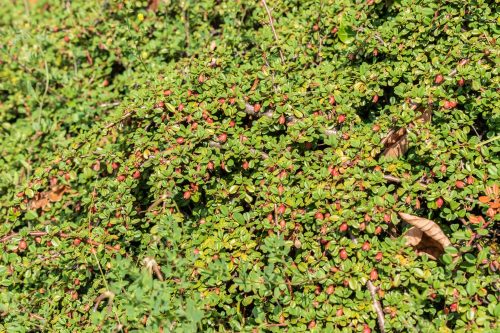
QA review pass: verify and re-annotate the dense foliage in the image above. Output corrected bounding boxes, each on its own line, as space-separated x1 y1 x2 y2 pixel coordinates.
1 0 498 332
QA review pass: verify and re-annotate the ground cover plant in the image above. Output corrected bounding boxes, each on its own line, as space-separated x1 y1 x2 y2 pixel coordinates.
0 0 499 332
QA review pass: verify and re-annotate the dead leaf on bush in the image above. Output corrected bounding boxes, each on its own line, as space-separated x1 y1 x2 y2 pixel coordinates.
28 185 70 210
382 128 408 158
400 212 452 259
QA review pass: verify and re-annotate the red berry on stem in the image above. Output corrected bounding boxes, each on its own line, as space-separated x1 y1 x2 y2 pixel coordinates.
278 115 286 125
277 204 286 215
133 170 141 179
315 212 324 220
117 174 126 182
163 89 172 96
436 197 444 208
339 248 348 260
362 241 370 251
372 95 379 103
337 114 346 123
434 74 444 84
339 222 348 232
176 137 185 144
18 239 28 251
218 133 227 143
375 252 383 262
370 269 378 281
183 191 191 200
455 180 465 189
242 161 249 170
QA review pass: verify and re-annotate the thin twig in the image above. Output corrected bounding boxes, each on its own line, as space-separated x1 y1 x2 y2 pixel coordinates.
366 280 386 333
261 0 285 65
349 234 385 333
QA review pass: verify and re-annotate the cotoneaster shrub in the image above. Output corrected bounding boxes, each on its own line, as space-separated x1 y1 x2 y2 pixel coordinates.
1 0 499 332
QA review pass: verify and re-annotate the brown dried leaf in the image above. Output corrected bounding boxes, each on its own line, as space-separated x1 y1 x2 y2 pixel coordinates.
382 128 408 158
399 212 451 248
29 197 49 210
404 227 442 259
47 185 68 202
404 227 423 246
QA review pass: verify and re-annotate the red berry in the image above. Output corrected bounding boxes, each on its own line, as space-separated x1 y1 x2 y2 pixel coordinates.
362 241 370 251
207 161 214 170
370 269 378 281
329 95 336 105
315 212 324 220
198 74 205 83
466 176 474 185
63 35 70 43
163 89 172 96
458 78 465 86
117 174 126 182
339 223 348 232
73 238 81 246
229 120 235 127
450 303 458 312
434 74 444 84
359 222 366 231
373 48 378 57
436 197 444 208
102 79 109 87
278 115 286 125
193 248 199 255
74 278 80 286
218 98 226 104
313 24 319 31
374 226 383 235
277 204 286 215
112 162 120 170
242 161 249 170
455 180 465 189
35 237 42 244
18 239 28 251
218 133 227 143
372 95 379 103
363 325 372 333
191 122 198 130
183 191 191 200
253 103 261 112
383 214 391 223
336 308 343 316
375 252 383 262
326 285 335 295
308 321 316 329
176 137 185 144
339 249 348 260
178 104 184 111
443 100 457 109
331 27 338 34
132 170 141 179
337 114 346 123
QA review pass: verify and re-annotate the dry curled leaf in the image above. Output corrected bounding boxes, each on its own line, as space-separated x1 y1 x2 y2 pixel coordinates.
399 212 451 248
400 212 452 259
404 227 443 260
28 185 70 210
382 128 408 158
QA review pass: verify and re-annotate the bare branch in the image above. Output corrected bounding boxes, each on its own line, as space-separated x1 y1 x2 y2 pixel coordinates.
261 0 285 65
